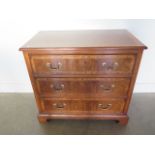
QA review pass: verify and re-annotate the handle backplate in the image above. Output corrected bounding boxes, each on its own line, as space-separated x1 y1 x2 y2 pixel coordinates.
98 103 112 110
102 62 119 70
46 62 62 70
53 103 66 109
50 83 64 91
100 84 115 92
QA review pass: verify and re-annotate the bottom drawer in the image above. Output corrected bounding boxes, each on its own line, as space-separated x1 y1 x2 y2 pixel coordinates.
41 99 125 114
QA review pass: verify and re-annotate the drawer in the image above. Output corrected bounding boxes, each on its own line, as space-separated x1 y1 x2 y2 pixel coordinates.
30 54 136 76
42 99 125 114
36 78 130 98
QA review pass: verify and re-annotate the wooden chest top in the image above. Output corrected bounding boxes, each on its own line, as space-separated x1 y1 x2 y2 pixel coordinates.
20 30 147 50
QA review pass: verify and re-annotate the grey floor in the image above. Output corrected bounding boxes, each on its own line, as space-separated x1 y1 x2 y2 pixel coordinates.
0 93 154 135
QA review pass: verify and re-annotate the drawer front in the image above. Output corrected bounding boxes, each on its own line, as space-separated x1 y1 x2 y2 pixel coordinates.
30 54 135 76
42 99 125 114
36 78 130 98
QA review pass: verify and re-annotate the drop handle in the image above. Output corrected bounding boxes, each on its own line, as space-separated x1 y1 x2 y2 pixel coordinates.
98 103 112 110
102 62 119 70
53 103 66 109
50 84 64 91
46 62 62 70
100 84 115 92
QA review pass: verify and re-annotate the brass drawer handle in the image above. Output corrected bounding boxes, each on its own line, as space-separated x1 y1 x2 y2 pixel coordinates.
50 84 64 91
46 62 62 70
98 103 112 110
102 62 119 70
53 103 66 109
100 84 115 92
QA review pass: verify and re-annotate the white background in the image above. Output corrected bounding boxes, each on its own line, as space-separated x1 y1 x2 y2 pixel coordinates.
0 1 154 93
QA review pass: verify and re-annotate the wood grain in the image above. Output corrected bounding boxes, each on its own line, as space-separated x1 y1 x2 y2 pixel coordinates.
19 30 147 50
30 54 136 77
42 98 125 114
20 30 147 125
36 77 130 98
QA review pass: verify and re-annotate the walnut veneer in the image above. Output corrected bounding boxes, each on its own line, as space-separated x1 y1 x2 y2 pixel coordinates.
20 30 147 125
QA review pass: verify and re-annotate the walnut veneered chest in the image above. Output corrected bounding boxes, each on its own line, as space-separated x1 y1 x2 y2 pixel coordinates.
20 30 147 125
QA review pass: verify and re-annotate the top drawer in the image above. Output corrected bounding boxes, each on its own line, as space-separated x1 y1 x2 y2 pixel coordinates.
30 54 136 77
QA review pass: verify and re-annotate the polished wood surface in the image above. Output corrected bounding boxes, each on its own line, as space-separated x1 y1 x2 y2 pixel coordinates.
20 30 147 125
36 78 130 98
20 30 147 49
42 99 125 114
31 54 136 77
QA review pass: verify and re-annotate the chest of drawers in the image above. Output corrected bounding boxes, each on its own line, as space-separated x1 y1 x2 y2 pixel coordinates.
20 30 147 125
